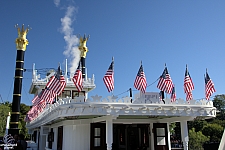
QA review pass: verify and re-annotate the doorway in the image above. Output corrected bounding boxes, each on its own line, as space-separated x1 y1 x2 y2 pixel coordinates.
90 123 106 150
153 123 169 150
90 123 149 150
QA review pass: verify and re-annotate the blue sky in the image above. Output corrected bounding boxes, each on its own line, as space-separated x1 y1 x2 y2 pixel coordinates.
0 0 225 105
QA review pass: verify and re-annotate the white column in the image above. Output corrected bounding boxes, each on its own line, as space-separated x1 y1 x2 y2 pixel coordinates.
36 130 39 144
106 117 113 150
150 123 154 150
39 135 46 150
180 121 189 150
167 123 171 150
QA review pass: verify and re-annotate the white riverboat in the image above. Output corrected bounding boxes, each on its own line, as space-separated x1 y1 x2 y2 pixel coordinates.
26 61 216 150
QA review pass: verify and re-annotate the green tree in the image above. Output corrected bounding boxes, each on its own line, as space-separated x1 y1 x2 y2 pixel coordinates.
202 124 223 142
213 94 225 120
169 122 176 135
19 103 30 138
209 119 225 128
189 128 209 150
188 120 208 132
0 103 11 136
0 102 30 138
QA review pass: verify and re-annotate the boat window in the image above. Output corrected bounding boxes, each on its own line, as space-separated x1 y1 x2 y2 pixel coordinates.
58 90 71 99
72 91 85 99
94 128 101 146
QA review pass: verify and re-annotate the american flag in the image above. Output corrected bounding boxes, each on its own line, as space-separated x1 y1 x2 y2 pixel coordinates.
32 89 44 106
32 90 44 106
205 71 216 100
46 66 66 95
171 85 176 102
157 66 173 94
32 95 40 106
134 64 147 93
184 66 194 101
27 105 39 121
184 66 194 93
60 74 66 92
40 88 56 104
27 66 66 121
186 92 193 101
37 98 46 112
103 61 114 92
72 68 83 92
26 108 33 122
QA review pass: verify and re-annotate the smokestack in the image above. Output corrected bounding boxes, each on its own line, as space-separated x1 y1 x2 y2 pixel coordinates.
9 24 30 136
78 34 90 80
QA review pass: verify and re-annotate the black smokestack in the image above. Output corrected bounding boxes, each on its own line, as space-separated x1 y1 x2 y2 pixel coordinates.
9 24 30 136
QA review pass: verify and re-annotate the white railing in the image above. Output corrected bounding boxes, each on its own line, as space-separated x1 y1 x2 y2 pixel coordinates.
27 95 216 126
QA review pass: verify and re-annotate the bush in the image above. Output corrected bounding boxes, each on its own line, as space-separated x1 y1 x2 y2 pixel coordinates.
202 124 223 142
189 128 209 150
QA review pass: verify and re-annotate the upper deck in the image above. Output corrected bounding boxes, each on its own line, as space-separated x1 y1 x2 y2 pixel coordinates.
29 63 96 97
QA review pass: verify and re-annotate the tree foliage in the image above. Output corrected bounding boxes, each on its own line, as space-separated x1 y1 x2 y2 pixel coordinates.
169 122 176 135
0 103 11 136
0 102 30 137
202 123 223 142
19 103 30 137
188 120 208 132
213 94 225 120
209 119 225 128
189 128 209 150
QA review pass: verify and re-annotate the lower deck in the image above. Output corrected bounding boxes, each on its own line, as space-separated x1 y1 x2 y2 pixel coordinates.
31 120 186 150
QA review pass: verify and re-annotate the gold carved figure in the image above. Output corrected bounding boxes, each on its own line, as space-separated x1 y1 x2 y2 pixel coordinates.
78 34 90 58
15 24 30 51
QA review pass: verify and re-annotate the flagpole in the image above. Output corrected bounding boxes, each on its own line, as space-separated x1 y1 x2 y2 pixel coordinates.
204 73 206 101
141 60 142 95
112 57 114 96
205 68 208 101
165 63 167 100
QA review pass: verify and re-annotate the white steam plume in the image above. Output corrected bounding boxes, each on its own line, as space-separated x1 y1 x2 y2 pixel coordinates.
54 0 60 7
61 6 80 76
